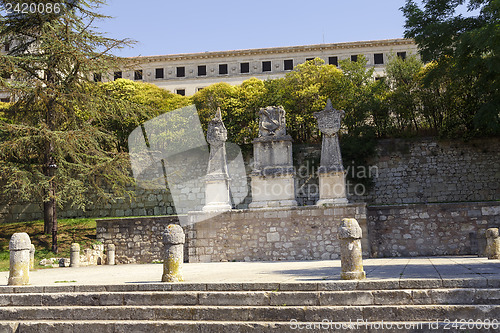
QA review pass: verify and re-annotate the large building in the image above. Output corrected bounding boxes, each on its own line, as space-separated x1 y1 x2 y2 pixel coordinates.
115 38 418 96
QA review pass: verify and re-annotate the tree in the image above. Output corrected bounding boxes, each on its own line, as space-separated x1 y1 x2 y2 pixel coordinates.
0 0 149 253
402 0 500 136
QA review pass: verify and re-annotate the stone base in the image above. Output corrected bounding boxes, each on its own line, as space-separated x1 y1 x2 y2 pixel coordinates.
341 270 366 280
202 203 232 212
316 198 349 206
249 174 297 209
203 180 231 212
248 199 298 209
317 171 348 205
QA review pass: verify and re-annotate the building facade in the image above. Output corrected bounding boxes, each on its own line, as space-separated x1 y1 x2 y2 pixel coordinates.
112 38 418 96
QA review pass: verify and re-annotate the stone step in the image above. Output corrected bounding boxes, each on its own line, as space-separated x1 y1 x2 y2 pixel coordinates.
0 305 499 322
0 320 499 333
1 278 498 294
2 288 500 307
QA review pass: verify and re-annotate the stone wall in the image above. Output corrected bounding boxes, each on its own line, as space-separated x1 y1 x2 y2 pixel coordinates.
368 202 500 257
96 204 368 263
2 137 499 223
96 201 500 263
96 215 182 264
351 137 500 204
186 204 368 262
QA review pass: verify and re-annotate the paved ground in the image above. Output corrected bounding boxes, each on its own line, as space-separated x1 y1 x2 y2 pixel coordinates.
1 256 499 286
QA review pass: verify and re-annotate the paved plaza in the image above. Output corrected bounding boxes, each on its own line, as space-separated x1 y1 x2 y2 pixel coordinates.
1 256 499 286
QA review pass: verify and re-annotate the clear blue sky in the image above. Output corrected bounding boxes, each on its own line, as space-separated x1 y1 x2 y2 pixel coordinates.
95 0 412 57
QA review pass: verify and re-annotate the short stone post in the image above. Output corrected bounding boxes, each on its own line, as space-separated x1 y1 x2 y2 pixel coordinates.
70 243 80 267
106 244 116 265
8 233 31 286
29 244 35 270
162 224 185 282
338 218 366 280
485 228 500 260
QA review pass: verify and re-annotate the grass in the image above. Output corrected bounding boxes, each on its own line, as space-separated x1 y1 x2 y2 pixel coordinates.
0 218 98 272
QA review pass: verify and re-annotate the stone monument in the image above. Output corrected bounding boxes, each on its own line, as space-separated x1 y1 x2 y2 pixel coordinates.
249 106 297 208
106 244 116 265
162 224 185 282
485 228 500 260
338 218 365 280
70 243 80 267
202 107 232 212
314 99 348 205
8 233 31 286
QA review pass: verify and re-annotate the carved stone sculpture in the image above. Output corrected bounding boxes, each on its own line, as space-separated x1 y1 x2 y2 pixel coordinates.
258 106 287 137
250 106 297 208
202 107 232 212
314 99 348 205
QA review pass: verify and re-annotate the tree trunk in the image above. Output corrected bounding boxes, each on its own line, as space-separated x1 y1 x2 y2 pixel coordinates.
44 92 58 253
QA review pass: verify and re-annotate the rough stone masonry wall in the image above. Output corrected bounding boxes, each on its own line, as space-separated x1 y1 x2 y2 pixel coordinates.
96 205 368 264
96 215 183 264
2 137 498 223
350 137 500 204
186 204 368 263
369 201 500 257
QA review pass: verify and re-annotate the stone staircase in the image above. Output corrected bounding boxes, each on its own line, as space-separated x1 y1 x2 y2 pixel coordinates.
0 279 499 332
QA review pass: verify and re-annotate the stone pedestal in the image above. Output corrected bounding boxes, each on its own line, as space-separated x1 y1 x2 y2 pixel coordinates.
162 224 185 282
249 136 297 208
486 228 500 260
8 233 31 286
317 171 348 206
70 243 80 267
106 244 116 265
338 218 365 280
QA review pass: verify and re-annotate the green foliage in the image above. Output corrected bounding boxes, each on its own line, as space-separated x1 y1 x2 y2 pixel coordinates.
402 0 500 136
99 79 191 149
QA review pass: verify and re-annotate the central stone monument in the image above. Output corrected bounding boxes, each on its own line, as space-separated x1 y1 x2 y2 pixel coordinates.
202 108 232 212
249 106 297 208
314 99 348 205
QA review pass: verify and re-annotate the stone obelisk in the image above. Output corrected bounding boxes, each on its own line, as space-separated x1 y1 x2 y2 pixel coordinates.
249 106 297 208
202 107 232 212
314 99 348 206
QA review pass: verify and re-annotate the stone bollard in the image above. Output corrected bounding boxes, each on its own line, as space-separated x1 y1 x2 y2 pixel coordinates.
29 244 35 270
162 224 185 282
338 218 366 280
8 233 31 286
485 228 500 260
106 244 116 265
70 243 80 267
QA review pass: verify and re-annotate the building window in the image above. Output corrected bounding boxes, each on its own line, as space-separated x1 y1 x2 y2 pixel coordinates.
0 98 9 103
155 68 164 79
328 56 338 66
176 67 185 77
198 65 206 76
397 52 407 60
306 57 314 62
284 59 293 71
4 42 9 52
93 73 102 82
219 64 228 75
176 89 185 96
240 62 250 73
374 53 384 65
262 61 271 72
134 70 143 80
197 87 204 92
114 71 122 80
351 55 358 62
